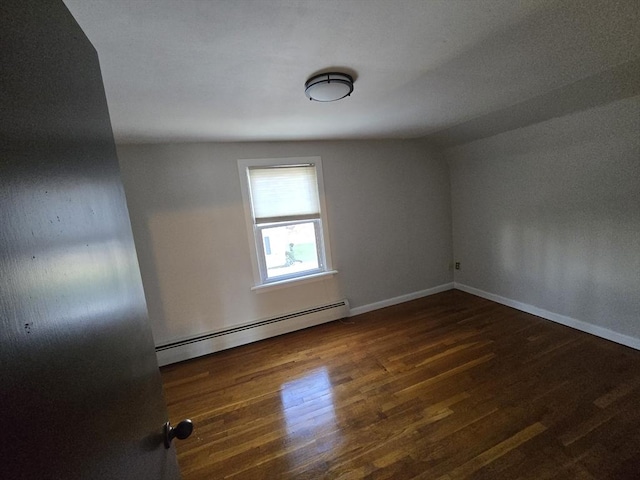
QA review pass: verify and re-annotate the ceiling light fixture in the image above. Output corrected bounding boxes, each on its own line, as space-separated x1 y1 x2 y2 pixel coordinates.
305 72 354 102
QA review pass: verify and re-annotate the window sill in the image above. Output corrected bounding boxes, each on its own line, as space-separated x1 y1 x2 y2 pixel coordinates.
251 270 338 293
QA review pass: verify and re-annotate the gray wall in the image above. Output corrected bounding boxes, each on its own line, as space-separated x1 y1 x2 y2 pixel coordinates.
448 96 640 341
117 139 453 345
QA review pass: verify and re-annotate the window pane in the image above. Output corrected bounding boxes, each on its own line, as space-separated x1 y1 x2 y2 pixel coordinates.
259 222 320 279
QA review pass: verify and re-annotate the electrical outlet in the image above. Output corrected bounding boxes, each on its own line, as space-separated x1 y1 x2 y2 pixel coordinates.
455 262 460 270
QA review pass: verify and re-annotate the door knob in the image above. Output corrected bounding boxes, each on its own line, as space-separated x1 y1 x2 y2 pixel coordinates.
163 419 193 448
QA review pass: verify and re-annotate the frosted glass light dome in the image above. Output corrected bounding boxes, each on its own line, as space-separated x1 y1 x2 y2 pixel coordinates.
305 72 354 102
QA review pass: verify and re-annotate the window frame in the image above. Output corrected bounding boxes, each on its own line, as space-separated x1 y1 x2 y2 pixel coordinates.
237 156 336 290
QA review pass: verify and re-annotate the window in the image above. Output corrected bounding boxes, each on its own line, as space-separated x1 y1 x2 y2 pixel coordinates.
238 157 335 288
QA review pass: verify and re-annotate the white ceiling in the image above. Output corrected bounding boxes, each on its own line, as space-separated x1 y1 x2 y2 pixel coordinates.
62 0 639 145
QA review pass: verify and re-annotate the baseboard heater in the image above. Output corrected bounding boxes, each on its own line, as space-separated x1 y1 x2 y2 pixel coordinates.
155 299 350 366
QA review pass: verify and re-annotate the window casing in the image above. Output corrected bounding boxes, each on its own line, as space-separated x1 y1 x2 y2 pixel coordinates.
238 157 334 287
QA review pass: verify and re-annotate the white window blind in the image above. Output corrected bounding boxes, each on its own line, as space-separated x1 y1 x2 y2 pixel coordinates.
248 165 320 224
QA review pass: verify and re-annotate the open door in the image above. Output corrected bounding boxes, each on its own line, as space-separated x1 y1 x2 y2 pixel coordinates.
0 1 185 478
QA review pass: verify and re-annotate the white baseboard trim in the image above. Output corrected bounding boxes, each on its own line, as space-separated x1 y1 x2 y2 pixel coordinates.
454 283 640 351
348 282 455 317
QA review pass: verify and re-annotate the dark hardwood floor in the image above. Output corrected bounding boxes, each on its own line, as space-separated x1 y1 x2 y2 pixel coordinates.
161 290 640 479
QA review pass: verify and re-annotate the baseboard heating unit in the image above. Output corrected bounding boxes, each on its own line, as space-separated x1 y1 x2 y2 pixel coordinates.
155 299 350 366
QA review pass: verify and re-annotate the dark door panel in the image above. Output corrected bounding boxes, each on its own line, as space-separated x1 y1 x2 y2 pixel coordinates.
0 1 181 478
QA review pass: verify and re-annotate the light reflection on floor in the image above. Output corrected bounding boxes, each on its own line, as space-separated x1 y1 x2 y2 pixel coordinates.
279 367 342 466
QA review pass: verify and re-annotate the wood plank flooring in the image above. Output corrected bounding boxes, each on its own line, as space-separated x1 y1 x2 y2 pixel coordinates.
160 290 640 479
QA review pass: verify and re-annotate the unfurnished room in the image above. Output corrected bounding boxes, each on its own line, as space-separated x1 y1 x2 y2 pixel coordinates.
2 1 639 479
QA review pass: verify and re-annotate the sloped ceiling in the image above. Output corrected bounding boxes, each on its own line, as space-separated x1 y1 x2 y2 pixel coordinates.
62 0 639 145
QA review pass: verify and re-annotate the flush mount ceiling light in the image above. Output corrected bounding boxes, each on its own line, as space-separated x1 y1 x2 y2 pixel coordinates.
305 72 354 102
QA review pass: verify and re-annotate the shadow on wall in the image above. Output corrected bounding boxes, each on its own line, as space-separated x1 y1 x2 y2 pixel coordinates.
428 59 640 147
144 205 344 345
375 0 640 144
147 207 229 344
497 199 640 335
